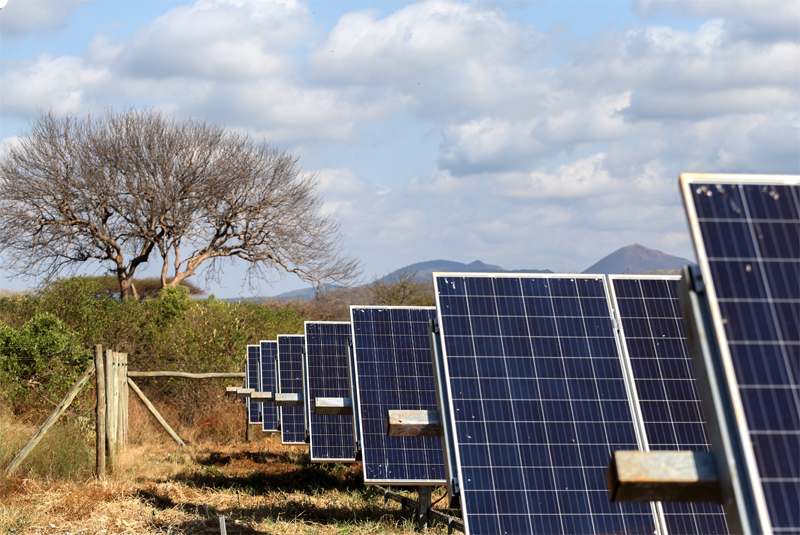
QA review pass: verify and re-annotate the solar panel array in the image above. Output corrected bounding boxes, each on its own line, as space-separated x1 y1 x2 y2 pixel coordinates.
304 321 357 462
610 275 729 535
278 335 306 445
350 306 446 485
682 176 800 534
433 273 658 535
260 340 279 432
246 344 261 424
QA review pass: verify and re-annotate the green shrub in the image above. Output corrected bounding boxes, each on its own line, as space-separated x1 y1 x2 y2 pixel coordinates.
0 313 91 411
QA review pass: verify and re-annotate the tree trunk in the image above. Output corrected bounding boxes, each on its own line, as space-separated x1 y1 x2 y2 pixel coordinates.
119 275 135 299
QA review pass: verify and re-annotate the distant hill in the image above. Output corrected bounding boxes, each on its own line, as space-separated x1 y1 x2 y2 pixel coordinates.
376 259 552 284
268 245 691 300
582 243 693 274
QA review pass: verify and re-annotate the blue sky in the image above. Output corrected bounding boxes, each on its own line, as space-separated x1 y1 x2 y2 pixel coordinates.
1 0 798 297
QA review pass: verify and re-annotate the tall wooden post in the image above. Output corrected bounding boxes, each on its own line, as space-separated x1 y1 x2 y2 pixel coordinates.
94 345 106 477
117 352 127 449
105 350 117 472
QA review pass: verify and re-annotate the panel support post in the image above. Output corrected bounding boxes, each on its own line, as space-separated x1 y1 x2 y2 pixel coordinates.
418 485 432 531
678 265 764 535
94 345 106 478
246 404 254 443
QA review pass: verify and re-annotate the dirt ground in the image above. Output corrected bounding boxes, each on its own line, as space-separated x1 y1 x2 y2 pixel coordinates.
0 433 457 534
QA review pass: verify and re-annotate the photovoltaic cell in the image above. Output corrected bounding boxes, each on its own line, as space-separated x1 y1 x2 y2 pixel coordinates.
433 273 658 535
246 345 261 424
610 275 729 535
278 335 306 445
681 176 800 534
350 306 446 485
260 340 279 432
304 321 356 462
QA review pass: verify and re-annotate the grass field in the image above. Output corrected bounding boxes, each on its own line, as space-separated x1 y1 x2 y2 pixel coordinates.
1 432 458 534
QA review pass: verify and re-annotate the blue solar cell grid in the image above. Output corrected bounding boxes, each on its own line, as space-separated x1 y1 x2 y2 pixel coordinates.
433 272 658 535
304 321 356 462
246 345 261 425
681 176 800 534
260 340 279 432
350 306 447 485
610 275 729 535
278 335 306 445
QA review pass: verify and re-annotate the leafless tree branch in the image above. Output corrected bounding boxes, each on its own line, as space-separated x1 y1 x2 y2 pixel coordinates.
0 107 362 297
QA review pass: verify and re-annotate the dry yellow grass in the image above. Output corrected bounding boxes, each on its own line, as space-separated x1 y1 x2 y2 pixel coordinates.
1 433 455 534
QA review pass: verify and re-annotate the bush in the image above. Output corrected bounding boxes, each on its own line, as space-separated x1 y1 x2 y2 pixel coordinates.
0 313 91 412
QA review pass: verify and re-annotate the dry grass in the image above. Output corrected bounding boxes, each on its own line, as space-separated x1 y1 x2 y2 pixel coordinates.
1 431 456 534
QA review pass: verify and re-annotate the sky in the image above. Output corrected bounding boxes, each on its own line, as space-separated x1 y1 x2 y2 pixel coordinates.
0 0 798 298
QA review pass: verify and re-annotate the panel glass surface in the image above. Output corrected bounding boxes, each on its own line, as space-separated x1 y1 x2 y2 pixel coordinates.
247 345 261 424
351 306 446 484
611 276 729 534
260 340 279 432
304 322 356 462
434 273 657 535
278 335 306 444
683 178 800 534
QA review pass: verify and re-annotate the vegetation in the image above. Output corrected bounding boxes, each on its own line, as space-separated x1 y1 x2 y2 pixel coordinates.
0 107 361 298
0 276 305 421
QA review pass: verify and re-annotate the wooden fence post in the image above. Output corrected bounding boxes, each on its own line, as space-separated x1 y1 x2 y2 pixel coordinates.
117 352 127 449
5 363 95 475
105 349 117 472
94 345 106 478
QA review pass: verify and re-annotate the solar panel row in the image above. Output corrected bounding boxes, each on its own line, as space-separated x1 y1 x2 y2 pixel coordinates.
246 344 261 425
260 340 279 432
610 275 729 535
350 306 446 485
237 174 799 535
278 335 307 445
304 321 357 462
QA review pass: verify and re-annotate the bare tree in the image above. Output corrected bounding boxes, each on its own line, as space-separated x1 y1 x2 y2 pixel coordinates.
0 108 361 297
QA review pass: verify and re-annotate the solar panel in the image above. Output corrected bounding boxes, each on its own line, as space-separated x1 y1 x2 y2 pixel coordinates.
433 272 658 535
609 275 729 535
303 321 356 462
260 340 279 432
350 306 447 485
278 335 306 445
681 175 800 534
246 344 262 424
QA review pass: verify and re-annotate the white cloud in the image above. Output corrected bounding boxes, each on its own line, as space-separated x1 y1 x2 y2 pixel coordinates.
116 0 312 82
0 0 91 39
0 54 109 115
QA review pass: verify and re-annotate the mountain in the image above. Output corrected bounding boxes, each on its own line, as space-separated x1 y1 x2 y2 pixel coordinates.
582 243 694 275
376 259 552 283
268 245 690 300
